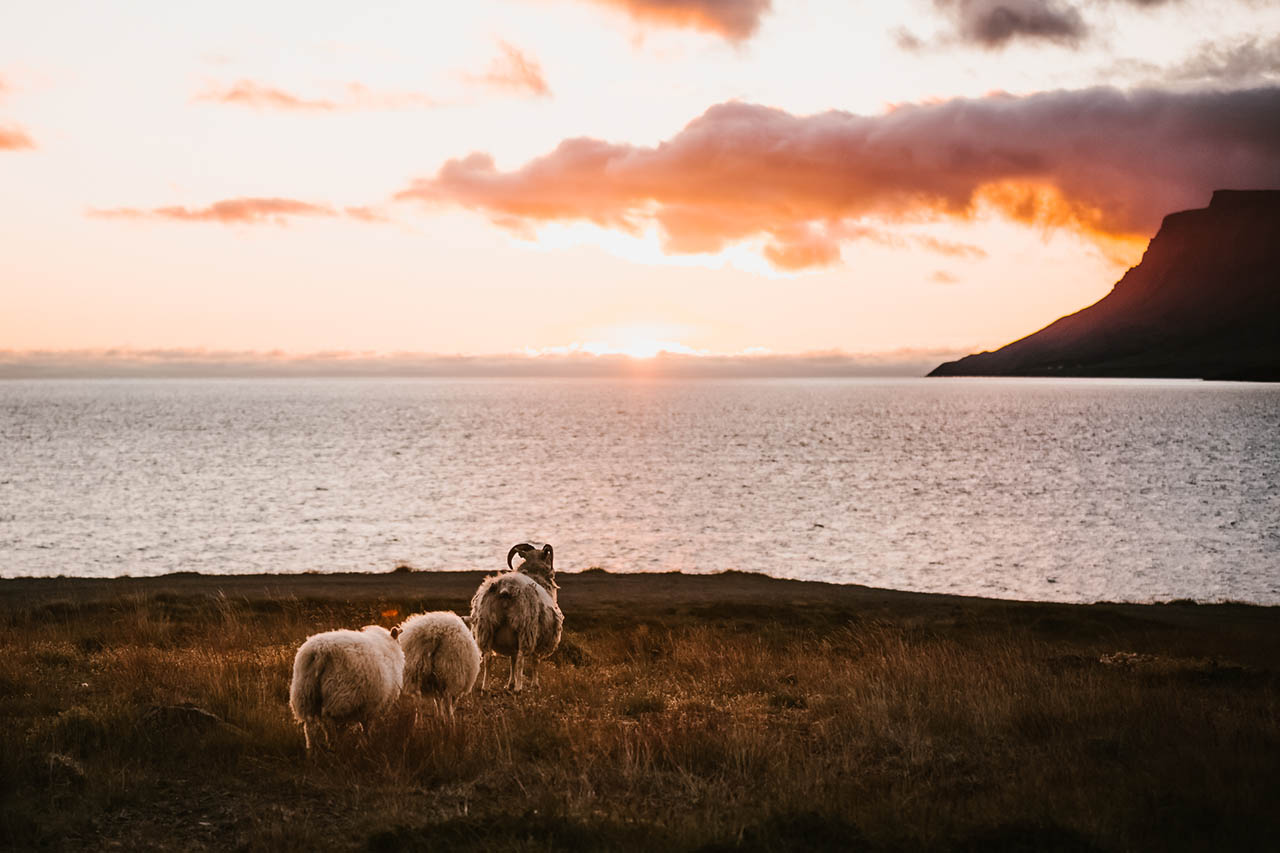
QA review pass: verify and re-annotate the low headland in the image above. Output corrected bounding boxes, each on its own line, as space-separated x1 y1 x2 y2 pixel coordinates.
930 190 1280 381
3 568 1278 851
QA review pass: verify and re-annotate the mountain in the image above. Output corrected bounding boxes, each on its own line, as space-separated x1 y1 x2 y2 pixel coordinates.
929 190 1280 381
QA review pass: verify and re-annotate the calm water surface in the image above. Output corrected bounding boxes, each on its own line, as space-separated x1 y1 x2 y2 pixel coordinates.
1 377 1277 603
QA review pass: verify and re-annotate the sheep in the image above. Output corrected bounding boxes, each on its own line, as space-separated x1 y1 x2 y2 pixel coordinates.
395 611 481 721
288 624 405 750
469 542 564 692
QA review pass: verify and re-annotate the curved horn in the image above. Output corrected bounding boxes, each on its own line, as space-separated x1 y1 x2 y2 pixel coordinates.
507 543 534 570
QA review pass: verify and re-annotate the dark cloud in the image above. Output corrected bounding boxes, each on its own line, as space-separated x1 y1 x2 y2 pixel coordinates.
916 0 1192 52
1170 35 1280 83
0 124 35 150
88 198 387 226
933 0 1087 49
578 0 772 42
397 86 1280 270
894 27 926 52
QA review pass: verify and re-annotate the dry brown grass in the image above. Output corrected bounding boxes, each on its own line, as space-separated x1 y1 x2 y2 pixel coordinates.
1 576 1277 851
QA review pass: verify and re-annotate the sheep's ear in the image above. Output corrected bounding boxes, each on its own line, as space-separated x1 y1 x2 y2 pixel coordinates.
390 626 401 640
542 543 553 564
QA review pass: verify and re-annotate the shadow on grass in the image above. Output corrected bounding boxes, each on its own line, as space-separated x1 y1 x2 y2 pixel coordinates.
369 810 673 852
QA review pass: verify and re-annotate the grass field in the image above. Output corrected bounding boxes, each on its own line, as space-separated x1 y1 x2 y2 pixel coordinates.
2 570 1277 851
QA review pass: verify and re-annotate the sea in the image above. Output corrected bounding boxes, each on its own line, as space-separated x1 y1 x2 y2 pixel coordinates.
1 377 1277 604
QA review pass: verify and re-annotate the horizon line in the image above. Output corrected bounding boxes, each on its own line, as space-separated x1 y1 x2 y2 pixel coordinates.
0 347 969 379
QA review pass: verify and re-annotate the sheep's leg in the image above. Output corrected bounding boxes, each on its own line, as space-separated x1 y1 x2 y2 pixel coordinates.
529 656 539 688
303 721 314 751
319 720 333 750
478 653 488 692
511 649 525 692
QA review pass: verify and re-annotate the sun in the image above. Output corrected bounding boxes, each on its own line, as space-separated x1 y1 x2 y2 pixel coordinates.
582 339 702 359
580 324 707 359
521 324 708 360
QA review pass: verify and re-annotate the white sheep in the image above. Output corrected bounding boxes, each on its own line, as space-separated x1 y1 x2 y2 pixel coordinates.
288 624 405 750
395 611 481 720
469 542 564 692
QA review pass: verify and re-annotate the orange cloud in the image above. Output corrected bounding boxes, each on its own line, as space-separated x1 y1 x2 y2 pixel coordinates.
0 124 34 150
914 235 988 258
1 76 35 150
195 80 440 111
399 86 1280 269
760 225 842 270
343 205 393 223
87 198 381 226
471 42 550 97
580 0 772 42
340 82 440 110
196 80 337 111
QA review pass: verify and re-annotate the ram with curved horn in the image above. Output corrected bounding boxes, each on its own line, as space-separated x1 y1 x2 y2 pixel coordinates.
507 542 557 590
469 542 563 692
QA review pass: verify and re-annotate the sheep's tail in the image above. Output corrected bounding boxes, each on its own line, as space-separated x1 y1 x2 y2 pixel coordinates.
290 645 328 721
411 635 445 694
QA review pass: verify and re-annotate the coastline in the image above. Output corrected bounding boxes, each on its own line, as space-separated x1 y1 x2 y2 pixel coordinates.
4 567 1277 625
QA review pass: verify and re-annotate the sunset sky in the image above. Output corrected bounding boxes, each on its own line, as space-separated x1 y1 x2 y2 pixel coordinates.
2 0 1278 370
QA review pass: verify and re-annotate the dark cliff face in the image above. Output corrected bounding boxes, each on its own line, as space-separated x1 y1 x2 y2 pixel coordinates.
929 190 1280 381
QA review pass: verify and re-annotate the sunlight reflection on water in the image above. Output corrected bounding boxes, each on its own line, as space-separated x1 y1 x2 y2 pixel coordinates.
1 377 1277 603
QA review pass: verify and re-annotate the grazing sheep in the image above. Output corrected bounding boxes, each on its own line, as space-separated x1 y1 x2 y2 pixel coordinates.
289 624 405 750
396 611 481 720
469 542 564 692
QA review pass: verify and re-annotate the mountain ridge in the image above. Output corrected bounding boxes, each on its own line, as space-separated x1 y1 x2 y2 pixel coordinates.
929 190 1280 381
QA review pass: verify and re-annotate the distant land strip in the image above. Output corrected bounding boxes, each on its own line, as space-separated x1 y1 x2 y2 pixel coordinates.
0 349 965 379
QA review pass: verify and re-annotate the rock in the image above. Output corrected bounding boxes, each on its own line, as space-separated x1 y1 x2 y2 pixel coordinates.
929 190 1280 380
44 751 87 788
138 703 246 738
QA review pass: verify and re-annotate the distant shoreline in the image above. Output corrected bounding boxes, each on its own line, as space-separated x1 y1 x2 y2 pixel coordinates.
4 568 1276 619
0 350 960 380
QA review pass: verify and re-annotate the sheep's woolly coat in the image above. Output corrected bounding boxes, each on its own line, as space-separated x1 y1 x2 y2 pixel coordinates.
396 611 481 714
469 572 563 691
289 625 404 748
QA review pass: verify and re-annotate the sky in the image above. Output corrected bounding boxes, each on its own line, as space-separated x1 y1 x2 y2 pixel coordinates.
2 0 1278 373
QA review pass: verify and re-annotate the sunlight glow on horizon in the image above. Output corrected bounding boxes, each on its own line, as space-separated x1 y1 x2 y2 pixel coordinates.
521 323 716 359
